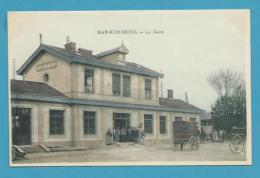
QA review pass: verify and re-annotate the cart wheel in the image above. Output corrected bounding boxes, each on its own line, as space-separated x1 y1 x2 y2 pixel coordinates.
229 135 244 154
189 136 196 150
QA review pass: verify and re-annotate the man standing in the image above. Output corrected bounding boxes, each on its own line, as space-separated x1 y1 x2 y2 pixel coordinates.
131 127 135 142
121 127 126 142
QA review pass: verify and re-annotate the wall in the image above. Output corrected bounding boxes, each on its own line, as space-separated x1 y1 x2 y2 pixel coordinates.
21 51 160 106
69 63 160 105
11 100 71 147
22 52 71 94
11 100 201 147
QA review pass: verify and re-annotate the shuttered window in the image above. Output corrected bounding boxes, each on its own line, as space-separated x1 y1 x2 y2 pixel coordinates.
112 73 121 96
49 110 64 135
85 68 94 93
83 111 96 135
123 75 131 97
145 79 152 99
160 116 167 134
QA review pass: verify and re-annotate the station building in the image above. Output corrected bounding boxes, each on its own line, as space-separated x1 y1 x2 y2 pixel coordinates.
11 40 203 147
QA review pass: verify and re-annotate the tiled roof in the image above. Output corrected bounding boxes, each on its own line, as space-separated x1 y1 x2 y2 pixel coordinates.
124 62 162 76
17 44 163 78
11 79 66 98
159 98 203 113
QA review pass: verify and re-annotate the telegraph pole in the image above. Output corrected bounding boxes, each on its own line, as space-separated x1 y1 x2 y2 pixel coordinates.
39 33 43 45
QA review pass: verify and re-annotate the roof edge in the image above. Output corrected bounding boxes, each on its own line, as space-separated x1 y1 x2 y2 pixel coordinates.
17 44 72 75
17 44 164 78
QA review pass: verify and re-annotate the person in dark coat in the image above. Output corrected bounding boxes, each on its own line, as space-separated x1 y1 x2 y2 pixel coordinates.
133 127 138 143
131 127 135 142
121 127 127 142
127 127 131 142
201 128 206 144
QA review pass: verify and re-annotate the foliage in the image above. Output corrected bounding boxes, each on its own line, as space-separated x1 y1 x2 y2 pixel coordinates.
208 69 246 133
211 92 246 133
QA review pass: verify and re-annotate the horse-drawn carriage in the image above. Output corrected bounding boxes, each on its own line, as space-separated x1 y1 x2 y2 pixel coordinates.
229 127 246 154
172 121 200 151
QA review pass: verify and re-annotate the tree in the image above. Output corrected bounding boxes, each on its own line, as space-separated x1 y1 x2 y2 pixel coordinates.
207 69 245 97
211 93 246 133
208 69 246 133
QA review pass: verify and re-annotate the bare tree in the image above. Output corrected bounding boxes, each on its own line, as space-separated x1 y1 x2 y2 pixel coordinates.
207 69 245 97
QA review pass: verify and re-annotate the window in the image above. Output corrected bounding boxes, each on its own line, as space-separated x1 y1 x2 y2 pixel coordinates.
43 73 49 82
145 79 152 99
123 75 131 97
175 117 183 121
113 113 130 119
144 114 153 134
49 110 64 135
113 113 130 129
112 73 121 96
83 111 96 135
85 68 94 93
190 118 196 122
160 116 167 134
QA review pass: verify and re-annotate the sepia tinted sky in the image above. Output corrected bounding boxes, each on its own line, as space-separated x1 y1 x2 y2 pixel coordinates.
8 10 250 111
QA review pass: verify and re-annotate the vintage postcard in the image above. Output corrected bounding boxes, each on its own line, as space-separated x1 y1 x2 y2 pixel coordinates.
8 10 251 166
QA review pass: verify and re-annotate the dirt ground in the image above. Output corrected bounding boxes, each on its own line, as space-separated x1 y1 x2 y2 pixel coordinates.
13 142 246 164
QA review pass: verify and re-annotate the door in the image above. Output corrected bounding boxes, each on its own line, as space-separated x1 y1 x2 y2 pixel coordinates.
113 113 131 142
12 108 31 145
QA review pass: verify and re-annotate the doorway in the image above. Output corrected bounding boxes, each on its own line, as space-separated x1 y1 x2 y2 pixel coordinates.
113 113 131 142
12 107 31 145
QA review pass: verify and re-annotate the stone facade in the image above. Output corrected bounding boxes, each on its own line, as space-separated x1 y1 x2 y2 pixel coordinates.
11 100 201 147
11 42 202 147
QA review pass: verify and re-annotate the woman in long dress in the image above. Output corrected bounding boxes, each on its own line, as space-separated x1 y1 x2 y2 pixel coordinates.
106 129 113 145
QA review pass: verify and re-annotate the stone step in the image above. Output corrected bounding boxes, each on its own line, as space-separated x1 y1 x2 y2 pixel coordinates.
18 144 49 153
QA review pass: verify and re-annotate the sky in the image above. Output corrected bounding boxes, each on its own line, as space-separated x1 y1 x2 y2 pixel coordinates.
8 10 250 111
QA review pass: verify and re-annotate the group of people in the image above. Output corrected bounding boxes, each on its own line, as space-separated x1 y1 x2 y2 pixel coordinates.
196 128 226 144
200 128 226 143
106 127 145 145
212 129 225 143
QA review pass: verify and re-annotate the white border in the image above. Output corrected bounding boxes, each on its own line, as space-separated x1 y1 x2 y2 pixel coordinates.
8 9 252 167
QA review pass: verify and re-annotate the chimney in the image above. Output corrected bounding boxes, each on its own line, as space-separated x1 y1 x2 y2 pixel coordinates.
167 89 173 99
78 48 93 56
185 92 189 103
64 36 76 52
